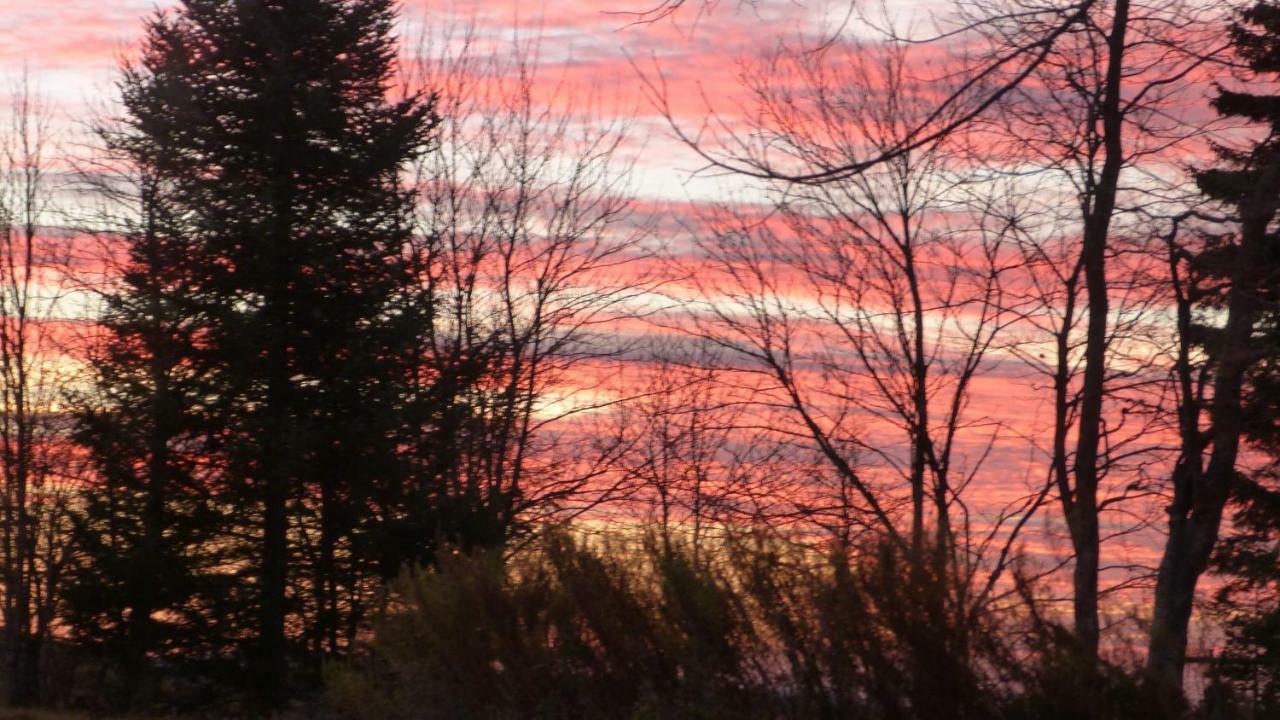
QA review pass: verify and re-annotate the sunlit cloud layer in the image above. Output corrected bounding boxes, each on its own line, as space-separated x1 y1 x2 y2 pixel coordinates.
0 0 1233 604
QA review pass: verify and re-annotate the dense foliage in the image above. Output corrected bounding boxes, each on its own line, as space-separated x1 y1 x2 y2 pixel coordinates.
329 532 1159 720
1198 4 1280 712
66 0 445 708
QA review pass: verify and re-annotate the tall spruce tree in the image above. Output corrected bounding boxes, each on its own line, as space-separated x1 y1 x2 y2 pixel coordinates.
1194 2 1280 711
75 0 437 703
1148 0 1280 700
1208 462 1280 715
68 162 234 706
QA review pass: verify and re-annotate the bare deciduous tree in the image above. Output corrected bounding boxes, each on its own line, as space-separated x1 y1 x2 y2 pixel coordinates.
661 40 1053 643
973 0 1229 664
1146 13 1280 691
614 352 807 555
401 22 660 547
0 75 77 707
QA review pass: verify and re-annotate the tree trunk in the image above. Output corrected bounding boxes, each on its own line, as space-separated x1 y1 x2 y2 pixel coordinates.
257 218 293 707
1147 193 1269 701
125 278 170 704
1068 0 1129 660
9 631 38 707
258 435 289 706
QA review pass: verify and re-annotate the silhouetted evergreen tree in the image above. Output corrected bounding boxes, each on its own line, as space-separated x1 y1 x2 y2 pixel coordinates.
73 0 437 705
67 162 235 707
1186 2 1280 712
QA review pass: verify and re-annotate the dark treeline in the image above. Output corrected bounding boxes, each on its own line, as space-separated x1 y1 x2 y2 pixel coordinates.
0 0 1276 717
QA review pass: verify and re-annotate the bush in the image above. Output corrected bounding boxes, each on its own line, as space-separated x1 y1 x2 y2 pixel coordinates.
328 531 1063 719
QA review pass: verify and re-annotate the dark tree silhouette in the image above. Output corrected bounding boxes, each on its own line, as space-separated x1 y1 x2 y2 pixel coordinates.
71 0 436 705
67 134 232 707
1208 462 1280 715
1148 0 1280 701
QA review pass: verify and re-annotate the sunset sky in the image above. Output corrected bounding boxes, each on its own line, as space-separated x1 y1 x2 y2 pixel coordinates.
1 4 1272 711
0 0 946 199
0 0 1230 596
